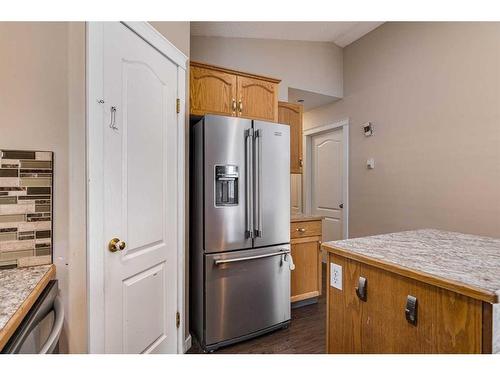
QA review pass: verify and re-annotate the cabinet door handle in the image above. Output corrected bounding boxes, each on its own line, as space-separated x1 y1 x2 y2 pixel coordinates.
238 100 243 113
355 276 367 301
405 295 418 325
232 98 237 113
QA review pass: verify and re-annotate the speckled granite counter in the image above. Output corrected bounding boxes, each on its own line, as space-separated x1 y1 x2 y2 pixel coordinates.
291 213 323 222
0 264 55 350
324 229 500 301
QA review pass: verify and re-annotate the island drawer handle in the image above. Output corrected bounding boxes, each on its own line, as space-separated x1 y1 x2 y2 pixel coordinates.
296 228 306 233
405 295 418 326
355 276 368 301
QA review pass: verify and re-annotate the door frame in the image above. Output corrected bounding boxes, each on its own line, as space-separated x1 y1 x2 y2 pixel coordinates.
86 22 188 353
303 119 349 239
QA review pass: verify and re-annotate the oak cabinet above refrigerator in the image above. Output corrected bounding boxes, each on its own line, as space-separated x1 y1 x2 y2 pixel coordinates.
190 61 280 122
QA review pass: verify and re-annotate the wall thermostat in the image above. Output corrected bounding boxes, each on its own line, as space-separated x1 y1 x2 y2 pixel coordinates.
362 122 374 136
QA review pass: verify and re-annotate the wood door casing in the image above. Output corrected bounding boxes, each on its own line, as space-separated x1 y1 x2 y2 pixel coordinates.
327 253 484 353
237 76 278 122
190 65 237 117
278 102 303 173
290 236 321 303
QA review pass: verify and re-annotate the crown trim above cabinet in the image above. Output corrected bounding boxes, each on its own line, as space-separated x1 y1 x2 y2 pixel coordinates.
190 61 281 84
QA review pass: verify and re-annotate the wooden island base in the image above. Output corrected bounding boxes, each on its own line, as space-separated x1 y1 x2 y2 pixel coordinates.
323 230 499 354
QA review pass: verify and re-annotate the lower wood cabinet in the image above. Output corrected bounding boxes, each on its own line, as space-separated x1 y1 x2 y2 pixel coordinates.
291 237 321 302
326 252 494 353
291 218 323 303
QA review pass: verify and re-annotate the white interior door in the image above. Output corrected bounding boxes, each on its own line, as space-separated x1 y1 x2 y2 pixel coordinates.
102 23 178 353
311 128 344 242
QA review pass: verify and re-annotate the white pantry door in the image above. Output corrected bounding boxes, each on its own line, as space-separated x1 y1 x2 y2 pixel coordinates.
311 128 344 242
103 23 178 353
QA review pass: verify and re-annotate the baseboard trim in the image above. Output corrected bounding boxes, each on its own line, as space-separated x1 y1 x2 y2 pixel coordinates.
183 334 192 353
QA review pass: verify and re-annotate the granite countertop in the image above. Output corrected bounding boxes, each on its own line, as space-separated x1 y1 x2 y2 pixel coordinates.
0 265 54 337
323 229 500 302
291 213 324 222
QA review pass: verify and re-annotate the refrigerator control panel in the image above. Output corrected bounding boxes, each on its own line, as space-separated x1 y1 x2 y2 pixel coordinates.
215 165 239 207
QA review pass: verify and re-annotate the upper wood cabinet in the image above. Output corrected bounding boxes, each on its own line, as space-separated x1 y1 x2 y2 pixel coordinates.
237 76 279 122
190 61 280 122
278 102 303 174
190 64 237 117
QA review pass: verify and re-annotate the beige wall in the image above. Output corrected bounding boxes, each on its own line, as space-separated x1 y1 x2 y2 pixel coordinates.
305 22 500 238
150 21 190 57
1 22 72 351
191 35 343 100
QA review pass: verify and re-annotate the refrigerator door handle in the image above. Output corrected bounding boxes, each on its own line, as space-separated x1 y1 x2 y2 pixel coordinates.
245 128 254 238
214 250 290 265
254 129 262 237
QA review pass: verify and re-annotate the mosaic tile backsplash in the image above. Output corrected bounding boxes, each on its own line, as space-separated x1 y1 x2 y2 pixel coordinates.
0 150 53 267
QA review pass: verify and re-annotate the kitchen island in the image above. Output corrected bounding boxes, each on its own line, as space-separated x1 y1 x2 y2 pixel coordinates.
0 264 55 351
322 229 499 354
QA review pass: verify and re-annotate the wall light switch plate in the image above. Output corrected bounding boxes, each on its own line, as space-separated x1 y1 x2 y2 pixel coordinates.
367 158 375 169
330 263 343 290
362 122 374 136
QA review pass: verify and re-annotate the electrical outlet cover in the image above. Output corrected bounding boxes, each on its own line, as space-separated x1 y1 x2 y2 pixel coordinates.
330 263 343 290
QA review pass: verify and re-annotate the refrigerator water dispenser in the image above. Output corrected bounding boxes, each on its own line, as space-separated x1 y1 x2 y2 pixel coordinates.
215 165 239 206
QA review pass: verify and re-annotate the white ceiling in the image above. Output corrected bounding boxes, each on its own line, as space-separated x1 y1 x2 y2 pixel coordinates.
190 22 384 47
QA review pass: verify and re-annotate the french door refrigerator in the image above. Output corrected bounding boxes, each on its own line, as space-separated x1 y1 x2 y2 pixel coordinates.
190 115 292 352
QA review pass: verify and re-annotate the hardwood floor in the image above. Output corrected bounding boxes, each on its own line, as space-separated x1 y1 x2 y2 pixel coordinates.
188 265 326 354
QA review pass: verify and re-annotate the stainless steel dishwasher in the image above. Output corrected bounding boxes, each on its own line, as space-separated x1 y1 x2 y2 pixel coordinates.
2 280 64 354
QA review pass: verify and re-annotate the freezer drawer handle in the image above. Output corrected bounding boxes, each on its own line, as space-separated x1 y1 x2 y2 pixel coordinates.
214 250 290 265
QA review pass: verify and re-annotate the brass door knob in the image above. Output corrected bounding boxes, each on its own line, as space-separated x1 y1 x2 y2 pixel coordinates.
108 238 126 252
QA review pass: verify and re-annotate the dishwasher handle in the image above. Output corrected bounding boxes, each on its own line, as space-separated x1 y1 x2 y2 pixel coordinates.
214 250 290 265
39 296 64 354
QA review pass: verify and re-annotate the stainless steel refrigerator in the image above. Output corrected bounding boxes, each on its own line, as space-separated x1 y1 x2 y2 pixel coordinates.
190 115 292 352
